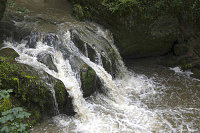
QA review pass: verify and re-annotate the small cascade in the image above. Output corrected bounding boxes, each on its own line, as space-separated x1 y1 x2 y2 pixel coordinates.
61 31 125 103
53 51 90 120
47 83 60 115
96 26 128 77
93 47 103 67
80 56 124 103
84 43 88 57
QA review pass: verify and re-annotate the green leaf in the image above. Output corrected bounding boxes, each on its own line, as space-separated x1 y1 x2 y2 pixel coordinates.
0 114 15 123
0 89 13 100
1 126 11 133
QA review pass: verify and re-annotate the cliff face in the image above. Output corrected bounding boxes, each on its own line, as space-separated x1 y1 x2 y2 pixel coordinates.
0 0 6 20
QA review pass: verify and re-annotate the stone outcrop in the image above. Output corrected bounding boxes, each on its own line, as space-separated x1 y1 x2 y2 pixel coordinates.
69 0 180 58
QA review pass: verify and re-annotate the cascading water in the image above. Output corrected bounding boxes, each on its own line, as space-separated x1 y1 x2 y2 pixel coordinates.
47 83 60 115
1 0 200 131
1 22 156 132
2 22 200 132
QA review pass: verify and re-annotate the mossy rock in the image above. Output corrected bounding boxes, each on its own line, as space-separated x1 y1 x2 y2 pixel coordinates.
54 80 75 115
81 65 96 97
0 49 55 113
73 4 85 20
0 48 57 125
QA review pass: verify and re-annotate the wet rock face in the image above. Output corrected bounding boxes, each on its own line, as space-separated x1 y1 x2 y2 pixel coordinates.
0 48 76 118
0 0 6 20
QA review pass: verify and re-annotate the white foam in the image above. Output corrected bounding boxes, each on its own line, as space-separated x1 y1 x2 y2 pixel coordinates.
169 67 193 76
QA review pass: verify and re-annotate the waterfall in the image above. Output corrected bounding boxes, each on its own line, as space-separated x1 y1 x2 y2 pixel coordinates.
3 24 126 118
1 0 199 132
3 23 199 133
3 26 159 132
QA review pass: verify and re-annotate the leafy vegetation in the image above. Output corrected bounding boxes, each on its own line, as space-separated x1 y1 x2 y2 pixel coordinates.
7 0 15 7
0 99 31 133
0 89 13 100
0 88 31 133
70 0 200 25
7 0 30 15
17 7 30 14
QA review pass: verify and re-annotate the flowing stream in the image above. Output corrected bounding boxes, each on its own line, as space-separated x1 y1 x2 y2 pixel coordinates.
1 0 200 132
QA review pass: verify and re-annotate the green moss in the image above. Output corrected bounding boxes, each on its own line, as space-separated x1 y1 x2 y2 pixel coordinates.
73 4 84 20
54 80 75 115
0 98 12 112
17 7 30 15
81 66 96 97
28 110 41 126
54 80 66 104
182 63 193 70
7 0 15 8
72 4 91 20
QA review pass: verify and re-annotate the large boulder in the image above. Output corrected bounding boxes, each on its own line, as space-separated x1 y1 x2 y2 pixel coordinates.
69 0 179 58
112 15 178 58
